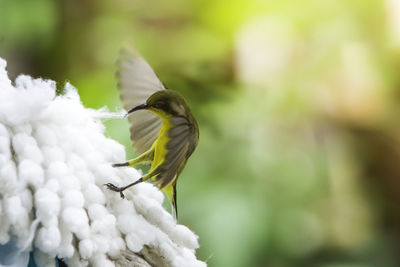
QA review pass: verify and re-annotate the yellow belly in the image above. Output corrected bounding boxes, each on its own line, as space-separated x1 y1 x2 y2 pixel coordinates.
146 112 177 209
149 116 172 173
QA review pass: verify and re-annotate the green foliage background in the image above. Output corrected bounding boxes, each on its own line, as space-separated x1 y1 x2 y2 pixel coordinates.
1 0 400 266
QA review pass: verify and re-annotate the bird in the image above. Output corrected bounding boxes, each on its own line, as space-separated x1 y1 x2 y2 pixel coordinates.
105 49 199 219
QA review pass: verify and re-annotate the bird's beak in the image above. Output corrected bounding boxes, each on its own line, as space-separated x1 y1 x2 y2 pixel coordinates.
126 103 148 116
128 103 148 114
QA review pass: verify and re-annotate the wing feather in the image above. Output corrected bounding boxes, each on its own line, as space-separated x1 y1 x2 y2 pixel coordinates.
117 48 165 154
155 117 197 188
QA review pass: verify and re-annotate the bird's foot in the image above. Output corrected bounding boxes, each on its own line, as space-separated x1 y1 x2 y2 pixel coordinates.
104 183 125 199
112 162 129 168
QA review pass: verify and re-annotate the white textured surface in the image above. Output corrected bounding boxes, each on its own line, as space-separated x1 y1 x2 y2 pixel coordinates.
0 58 205 267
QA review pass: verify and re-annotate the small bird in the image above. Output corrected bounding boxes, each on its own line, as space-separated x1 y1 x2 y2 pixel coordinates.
105 49 199 219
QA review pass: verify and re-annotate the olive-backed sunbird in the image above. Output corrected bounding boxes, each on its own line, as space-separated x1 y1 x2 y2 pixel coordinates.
105 49 199 219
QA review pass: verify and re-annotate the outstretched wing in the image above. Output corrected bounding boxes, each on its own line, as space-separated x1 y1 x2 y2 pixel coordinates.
117 48 165 154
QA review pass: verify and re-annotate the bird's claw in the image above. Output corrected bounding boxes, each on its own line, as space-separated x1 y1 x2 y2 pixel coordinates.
112 162 129 168
104 183 125 199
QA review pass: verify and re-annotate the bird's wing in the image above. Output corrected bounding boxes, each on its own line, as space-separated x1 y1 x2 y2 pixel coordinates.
117 48 165 154
156 116 197 188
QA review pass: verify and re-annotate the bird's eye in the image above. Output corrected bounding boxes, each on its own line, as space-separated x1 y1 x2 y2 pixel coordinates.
153 103 162 109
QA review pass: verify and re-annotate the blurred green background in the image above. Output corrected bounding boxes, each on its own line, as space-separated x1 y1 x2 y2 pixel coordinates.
2 0 400 266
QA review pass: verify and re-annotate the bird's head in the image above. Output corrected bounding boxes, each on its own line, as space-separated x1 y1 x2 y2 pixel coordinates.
127 90 189 118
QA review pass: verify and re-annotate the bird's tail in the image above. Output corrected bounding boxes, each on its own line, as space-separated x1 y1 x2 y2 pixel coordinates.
162 182 178 221
172 182 178 221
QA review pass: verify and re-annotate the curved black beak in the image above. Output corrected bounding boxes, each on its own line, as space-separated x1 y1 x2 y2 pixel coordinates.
127 103 148 115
